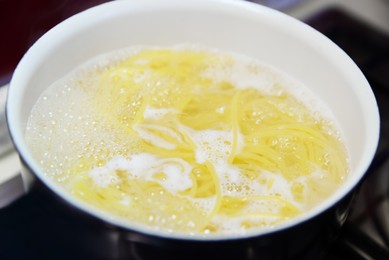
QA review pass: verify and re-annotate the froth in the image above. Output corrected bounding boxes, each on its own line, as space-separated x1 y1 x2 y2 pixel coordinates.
204 59 275 93
143 106 177 120
203 50 335 122
88 154 193 193
191 129 243 164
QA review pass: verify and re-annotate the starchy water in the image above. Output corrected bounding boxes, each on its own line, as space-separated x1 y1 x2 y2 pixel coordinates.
25 45 349 236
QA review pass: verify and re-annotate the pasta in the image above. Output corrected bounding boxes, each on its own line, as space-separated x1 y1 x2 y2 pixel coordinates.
26 47 349 235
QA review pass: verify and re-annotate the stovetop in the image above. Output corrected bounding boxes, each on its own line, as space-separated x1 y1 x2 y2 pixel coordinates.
0 2 388 260
304 9 389 259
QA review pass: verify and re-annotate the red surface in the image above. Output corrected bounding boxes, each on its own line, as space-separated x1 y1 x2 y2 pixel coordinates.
0 0 111 85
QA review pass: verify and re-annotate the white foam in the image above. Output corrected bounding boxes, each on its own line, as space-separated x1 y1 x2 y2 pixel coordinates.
89 167 121 187
190 129 243 164
213 214 282 235
214 160 241 184
254 171 296 201
143 106 177 120
204 60 275 93
88 154 193 193
187 196 217 214
151 158 193 192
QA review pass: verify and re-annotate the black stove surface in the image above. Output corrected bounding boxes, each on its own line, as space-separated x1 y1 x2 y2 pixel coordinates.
304 8 389 259
1 5 389 260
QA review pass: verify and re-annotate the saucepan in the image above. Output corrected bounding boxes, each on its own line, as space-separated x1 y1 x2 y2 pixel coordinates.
6 0 379 258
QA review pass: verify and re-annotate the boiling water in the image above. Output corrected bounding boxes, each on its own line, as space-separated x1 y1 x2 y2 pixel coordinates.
25 45 349 236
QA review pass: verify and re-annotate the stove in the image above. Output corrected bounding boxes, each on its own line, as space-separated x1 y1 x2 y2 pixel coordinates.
304 9 389 259
0 1 388 259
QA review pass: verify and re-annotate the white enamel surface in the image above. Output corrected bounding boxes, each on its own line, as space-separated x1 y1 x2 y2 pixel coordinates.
6 0 379 240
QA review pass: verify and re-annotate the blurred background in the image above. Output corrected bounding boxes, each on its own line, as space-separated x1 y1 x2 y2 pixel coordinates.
0 0 388 86
0 0 388 259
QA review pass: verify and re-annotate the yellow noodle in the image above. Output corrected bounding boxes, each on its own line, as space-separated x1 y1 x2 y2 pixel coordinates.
235 151 278 171
204 161 222 220
229 90 241 163
189 170 198 198
46 48 349 234
132 94 151 126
